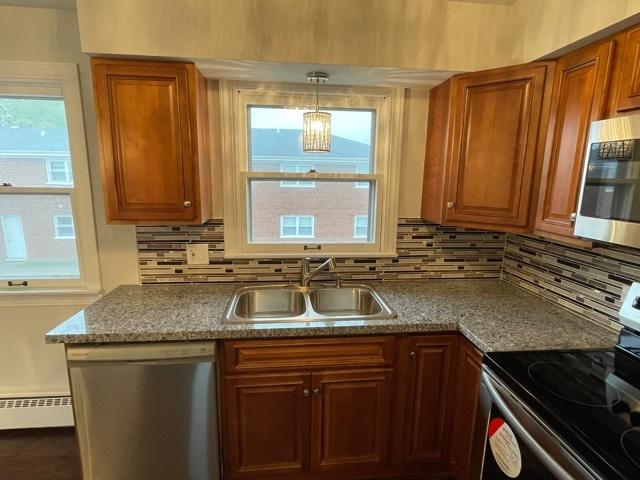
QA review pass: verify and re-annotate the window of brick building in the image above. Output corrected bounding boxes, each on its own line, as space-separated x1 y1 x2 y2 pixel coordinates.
0 62 100 297
221 81 403 257
280 215 315 238
53 215 75 239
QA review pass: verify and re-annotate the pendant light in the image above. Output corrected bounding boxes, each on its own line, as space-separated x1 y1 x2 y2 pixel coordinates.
303 72 331 152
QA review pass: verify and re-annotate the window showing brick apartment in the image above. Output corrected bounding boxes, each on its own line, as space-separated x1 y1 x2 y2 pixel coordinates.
221 81 402 257
0 61 100 294
280 215 315 238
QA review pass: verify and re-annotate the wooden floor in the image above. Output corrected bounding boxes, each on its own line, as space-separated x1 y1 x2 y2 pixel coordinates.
0 427 82 480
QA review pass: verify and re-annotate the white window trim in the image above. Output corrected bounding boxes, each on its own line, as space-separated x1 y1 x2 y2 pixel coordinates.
279 164 315 188
280 215 315 239
46 157 73 185
355 164 370 189
53 214 75 239
0 61 101 298
353 215 369 239
219 80 403 258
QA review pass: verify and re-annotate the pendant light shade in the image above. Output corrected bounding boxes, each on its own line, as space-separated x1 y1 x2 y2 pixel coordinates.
303 110 331 152
303 72 331 153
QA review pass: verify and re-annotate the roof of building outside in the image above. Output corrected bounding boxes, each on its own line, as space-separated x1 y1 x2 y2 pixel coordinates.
251 128 370 158
0 127 69 153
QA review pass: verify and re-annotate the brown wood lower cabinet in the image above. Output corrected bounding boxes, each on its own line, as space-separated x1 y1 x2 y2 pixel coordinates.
219 334 482 480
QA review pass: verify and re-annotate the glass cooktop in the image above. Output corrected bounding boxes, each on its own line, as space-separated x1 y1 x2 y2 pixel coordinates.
485 329 640 480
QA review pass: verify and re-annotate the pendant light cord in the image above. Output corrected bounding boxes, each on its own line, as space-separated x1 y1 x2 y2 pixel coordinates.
315 80 319 113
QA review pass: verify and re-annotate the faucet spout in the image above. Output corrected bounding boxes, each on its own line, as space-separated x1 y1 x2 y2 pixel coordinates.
300 257 337 287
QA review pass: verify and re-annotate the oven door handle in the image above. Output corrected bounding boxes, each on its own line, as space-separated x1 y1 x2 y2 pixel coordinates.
481 371 575 480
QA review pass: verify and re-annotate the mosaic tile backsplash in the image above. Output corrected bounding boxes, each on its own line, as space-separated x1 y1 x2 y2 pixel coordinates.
502 234 640 329
137 218 506 284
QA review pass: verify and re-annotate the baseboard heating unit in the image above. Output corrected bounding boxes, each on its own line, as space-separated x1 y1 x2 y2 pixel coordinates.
0 396 73 429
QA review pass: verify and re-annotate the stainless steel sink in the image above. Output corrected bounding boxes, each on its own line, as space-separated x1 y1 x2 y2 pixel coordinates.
224 284 396 323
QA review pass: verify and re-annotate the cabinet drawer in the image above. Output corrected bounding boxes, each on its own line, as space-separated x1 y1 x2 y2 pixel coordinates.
222 337 395 373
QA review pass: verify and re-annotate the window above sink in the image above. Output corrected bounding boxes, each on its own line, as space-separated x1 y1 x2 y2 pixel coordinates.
219 81 404 258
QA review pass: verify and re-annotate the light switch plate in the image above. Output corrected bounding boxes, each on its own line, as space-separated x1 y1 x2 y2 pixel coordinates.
620 281 640 332
186 243 209 265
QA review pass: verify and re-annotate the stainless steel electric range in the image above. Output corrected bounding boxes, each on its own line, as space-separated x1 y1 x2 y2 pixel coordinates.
475 282 640 479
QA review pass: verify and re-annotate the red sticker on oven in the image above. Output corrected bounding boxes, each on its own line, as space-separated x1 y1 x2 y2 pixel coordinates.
488 418 522 478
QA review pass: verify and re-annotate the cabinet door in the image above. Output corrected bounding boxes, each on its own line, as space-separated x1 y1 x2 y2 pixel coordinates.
223 373 311 477
445 64 551 231
614 27 640 112
92 59 201 223
448 338 483 480
402 335 458 464
535 42 614 239
310 369 393 472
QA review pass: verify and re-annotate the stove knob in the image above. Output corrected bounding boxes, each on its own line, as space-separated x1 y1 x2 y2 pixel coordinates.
612 401 630 414
630 411 640 427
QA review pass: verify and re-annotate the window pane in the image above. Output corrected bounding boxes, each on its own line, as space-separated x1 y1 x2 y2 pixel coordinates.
0 194 80 278
249 106 374 174
0 97 73 187
250 180 373 243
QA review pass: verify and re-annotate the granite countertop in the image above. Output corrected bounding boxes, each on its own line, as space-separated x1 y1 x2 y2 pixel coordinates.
45 279 620 352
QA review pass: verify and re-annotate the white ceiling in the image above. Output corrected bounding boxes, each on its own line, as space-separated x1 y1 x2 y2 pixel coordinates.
196 59 457 88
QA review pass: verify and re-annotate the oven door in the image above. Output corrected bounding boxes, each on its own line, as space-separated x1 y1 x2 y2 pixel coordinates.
574 115 640 248
475 369 601 480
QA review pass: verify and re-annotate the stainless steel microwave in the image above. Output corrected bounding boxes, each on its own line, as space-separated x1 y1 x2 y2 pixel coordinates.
575 114 640 248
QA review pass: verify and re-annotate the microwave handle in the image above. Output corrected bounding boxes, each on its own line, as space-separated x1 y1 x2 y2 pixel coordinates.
481 371 575 480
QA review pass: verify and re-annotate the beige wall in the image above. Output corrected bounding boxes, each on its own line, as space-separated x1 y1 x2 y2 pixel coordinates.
76 0 513 71
511 0 640 62
0 5 138 396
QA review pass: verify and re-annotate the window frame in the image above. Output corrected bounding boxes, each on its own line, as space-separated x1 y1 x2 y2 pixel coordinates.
279 215 315 239
220 80 403 258
46 157 73 185
279 164 315 188
0 61 101 297
53 214 75 239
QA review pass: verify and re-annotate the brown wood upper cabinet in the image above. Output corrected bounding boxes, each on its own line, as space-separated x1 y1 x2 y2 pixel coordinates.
613 26 640 113
535 41 614 241
92 58 211 224
421 63 553 233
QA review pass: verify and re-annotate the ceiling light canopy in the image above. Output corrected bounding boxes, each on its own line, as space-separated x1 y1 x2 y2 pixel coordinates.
303 72 331 153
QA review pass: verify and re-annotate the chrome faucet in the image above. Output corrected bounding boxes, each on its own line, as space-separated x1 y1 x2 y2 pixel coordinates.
300 257 337 288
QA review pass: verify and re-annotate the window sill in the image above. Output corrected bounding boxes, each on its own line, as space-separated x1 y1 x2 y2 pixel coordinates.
224 251 399 259
0 287 102 307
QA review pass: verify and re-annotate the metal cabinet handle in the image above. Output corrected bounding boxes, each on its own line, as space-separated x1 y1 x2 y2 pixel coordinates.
313 388 321 396
183 200 192 208
569 212 577 223
447 201 455 209
409 351 417 360
303 389 311 398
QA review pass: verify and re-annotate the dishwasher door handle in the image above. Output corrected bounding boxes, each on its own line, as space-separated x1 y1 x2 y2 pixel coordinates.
66 342 215 362
481 371 575 480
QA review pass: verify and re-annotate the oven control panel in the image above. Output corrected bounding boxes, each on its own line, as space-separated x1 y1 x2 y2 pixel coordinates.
620 282 640 332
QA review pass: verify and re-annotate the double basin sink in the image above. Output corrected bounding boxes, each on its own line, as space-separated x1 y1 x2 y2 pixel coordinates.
224 284 397 323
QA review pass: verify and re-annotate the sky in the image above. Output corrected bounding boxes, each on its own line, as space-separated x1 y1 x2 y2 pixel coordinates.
250 106 374 145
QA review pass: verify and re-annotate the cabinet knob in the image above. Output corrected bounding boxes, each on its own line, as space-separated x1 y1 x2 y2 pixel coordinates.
409 351 417 360
447 201 455 209
313 388 321 396
303 388 311 398
570 212 577 223
183 200 192 208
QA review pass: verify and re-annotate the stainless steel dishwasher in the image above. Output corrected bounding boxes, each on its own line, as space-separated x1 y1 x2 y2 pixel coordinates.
67 342 219 480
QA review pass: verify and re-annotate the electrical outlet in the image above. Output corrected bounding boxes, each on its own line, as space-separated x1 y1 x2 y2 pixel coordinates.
186 243 209 265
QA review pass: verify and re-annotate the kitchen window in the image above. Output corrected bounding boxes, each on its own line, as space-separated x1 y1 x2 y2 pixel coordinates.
53 215 75 239
280 215 315 239
0 61 100 297
221 81 403 257
279 164 315 188
353 215 369 239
